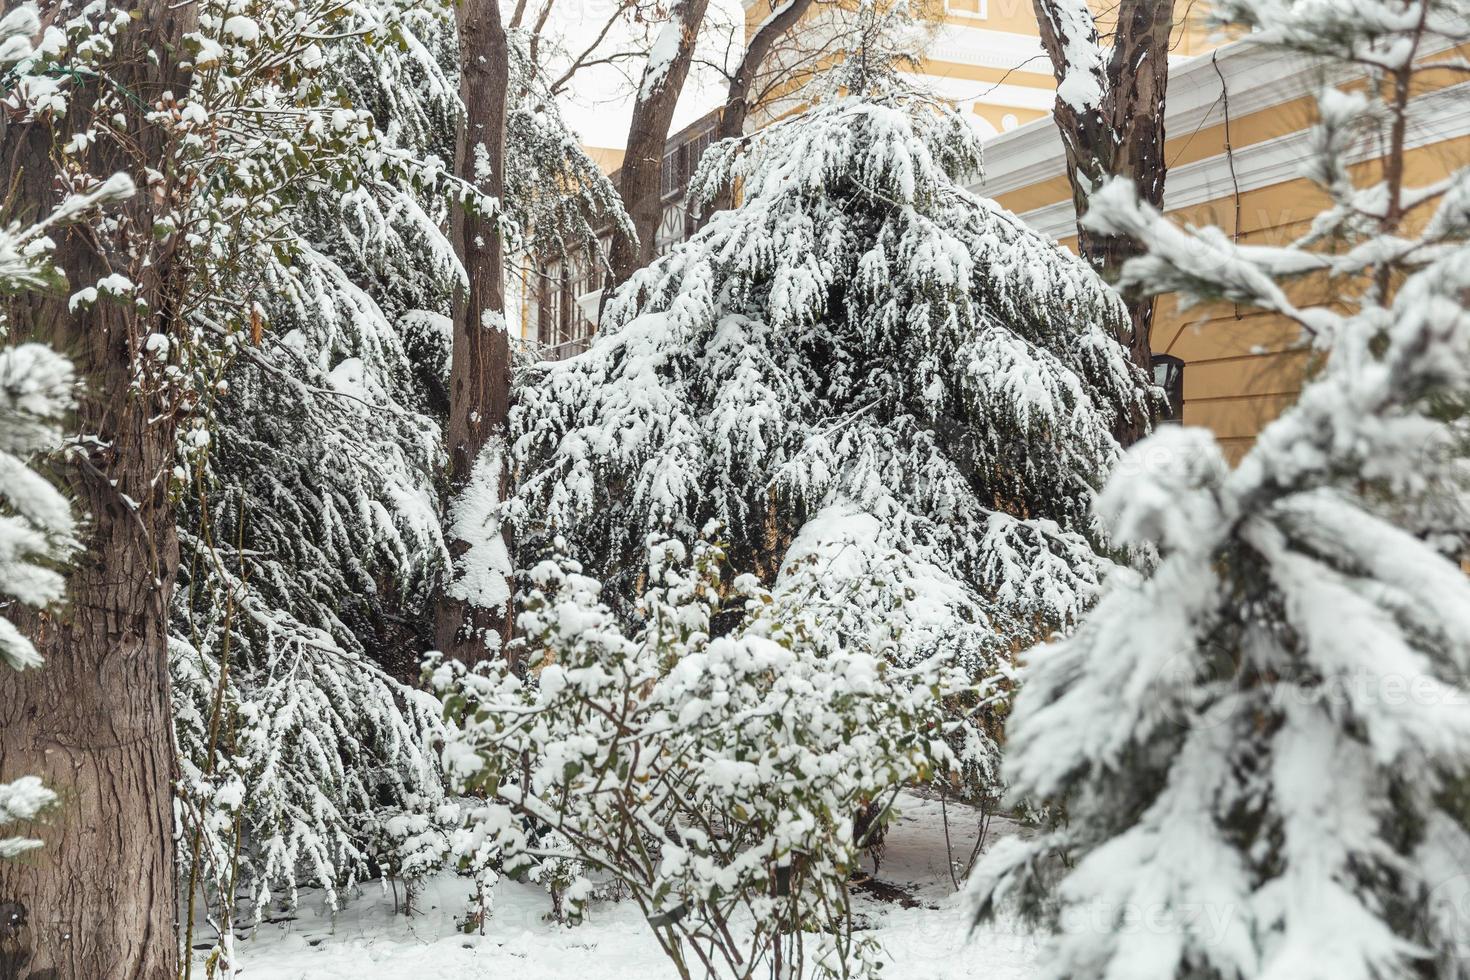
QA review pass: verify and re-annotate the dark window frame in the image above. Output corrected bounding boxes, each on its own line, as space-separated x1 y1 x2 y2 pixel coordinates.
1153 353 1185 423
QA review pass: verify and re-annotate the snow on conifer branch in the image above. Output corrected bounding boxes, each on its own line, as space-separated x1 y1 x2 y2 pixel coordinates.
0 343 76 673
510 91 1148 773
970 2 1470 976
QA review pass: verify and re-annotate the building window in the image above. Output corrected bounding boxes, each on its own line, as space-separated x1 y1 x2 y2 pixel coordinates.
535 246 605 356
944 0 988 18
1153 353 1185 423
660 149 679 199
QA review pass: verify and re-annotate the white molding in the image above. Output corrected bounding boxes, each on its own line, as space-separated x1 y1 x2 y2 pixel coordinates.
972 39 1308 199
971 33 1462 201
942 0 989 21
925 25 1047 70
1007 79 1470 240
915 71 1058 111
925 22 1192 75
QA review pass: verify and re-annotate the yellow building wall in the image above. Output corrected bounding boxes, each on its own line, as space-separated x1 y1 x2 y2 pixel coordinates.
584 146 626 174
990 63 1468 461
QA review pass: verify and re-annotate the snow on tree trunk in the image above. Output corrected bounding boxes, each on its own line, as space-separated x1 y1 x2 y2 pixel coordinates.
438 0 514 664
1033 0 1173 438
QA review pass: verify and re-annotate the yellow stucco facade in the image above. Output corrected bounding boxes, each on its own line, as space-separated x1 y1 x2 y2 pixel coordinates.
974 37 1468 459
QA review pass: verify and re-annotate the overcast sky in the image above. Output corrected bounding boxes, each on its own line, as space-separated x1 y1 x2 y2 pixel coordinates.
552 0 747 149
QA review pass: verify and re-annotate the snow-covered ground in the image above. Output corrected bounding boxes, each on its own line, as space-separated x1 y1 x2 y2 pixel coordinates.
215 792 1040 978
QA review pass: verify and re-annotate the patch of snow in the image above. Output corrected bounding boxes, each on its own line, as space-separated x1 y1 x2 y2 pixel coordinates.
222 15 259 42
67 287 96 311
638 21 683 103
211 791 1040 979
447 441 513 623
326 357 367 397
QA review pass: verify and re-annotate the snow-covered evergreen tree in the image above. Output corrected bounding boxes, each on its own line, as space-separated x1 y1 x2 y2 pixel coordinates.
508 81 1148 797
970 2 1470 977
169 0 627 951
165 0 464 959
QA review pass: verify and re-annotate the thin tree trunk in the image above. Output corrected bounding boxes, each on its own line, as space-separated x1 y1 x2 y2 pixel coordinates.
606 0 714 286
1033 0 1172 439
1098 0 1172 371
0 2 195 977
435 0 514 665
700 0 815 221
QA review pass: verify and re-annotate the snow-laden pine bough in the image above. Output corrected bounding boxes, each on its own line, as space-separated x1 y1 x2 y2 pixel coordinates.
165 0 625 964
970 1 1470 977
504 87 1152 817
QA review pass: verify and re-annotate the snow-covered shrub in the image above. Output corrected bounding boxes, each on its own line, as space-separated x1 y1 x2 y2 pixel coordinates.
970 2 1470 977
435 533 983 979
523 828 590 925
509 86 1147 810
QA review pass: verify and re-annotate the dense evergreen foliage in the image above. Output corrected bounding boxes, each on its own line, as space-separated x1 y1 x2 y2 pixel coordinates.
508 87 1148 807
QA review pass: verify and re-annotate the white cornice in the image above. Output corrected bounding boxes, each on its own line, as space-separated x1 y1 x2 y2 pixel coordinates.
925 24 1049 71
971 38 1311 199
1006 79 1470 240
971 33 1461 201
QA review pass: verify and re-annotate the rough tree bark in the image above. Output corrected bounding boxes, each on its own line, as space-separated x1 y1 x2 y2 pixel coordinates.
701 0 816 221
435 0 514 665
0 2 196 977
606 0 715 285
1033 0 1173 435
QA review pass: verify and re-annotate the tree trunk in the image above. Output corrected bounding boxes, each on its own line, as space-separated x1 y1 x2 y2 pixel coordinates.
700 0 815 222
0 3 195 977
606 0 714 286
1098 0 1172 373
435 0 514 665
1033 0 1173 439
